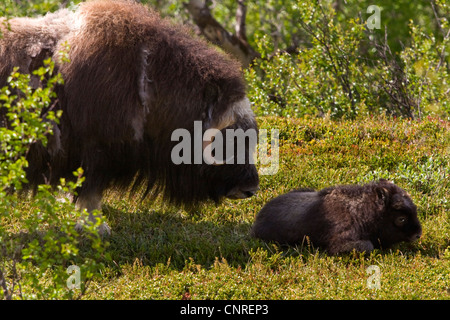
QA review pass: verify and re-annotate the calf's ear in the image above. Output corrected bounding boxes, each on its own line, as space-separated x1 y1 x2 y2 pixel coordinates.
375 186 390 207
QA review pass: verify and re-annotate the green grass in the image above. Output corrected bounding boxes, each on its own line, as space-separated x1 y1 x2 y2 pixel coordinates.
87 115 449 300
5 116 450 299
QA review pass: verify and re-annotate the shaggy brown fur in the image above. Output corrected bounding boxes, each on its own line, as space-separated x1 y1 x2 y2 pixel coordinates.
0 0 259 233
0 9 73 88
251 180 422 255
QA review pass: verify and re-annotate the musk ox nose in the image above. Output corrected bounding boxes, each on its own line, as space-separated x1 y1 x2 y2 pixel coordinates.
244 190 256 197
409 230 422 242
226 186 259 199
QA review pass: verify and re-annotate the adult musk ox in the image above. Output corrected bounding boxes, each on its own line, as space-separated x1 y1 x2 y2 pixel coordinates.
251 180 422 255
0 0 259 234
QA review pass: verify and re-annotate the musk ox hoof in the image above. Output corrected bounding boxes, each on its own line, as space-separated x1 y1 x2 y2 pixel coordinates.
75 221 111 237
97 222 112 237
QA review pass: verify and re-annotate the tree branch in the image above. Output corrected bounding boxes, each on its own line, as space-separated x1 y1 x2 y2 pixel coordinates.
430 0 450 72
235 0 247 43
184 0 259 67
0 267 11 300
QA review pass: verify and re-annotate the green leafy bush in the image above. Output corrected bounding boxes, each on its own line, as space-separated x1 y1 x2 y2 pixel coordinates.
245 0 450 119
0 0 69 16
0 60 108 300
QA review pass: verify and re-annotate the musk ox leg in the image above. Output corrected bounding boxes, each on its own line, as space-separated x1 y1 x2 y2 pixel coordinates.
75 189 111 236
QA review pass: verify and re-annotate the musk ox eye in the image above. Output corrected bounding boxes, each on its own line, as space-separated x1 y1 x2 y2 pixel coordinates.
395 216 408 227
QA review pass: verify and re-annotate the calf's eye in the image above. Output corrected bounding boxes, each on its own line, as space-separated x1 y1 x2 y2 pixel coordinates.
395 216 408 227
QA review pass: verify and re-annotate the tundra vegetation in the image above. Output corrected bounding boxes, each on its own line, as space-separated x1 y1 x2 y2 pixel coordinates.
0 0 449 299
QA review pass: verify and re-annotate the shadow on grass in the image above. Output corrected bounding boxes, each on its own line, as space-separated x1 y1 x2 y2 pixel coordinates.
2 202 435 277
102 204 263 270
100 203 435 272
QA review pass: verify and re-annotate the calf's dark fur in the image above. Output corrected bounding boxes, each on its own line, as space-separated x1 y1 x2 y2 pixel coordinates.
251 180 422 254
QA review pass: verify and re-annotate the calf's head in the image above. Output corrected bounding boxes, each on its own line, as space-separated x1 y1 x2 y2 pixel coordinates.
377 181 422 248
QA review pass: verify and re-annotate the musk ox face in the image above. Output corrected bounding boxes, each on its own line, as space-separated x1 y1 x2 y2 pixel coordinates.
199 116 260 202
0 0 260 233
166 96 259 205
378 187 422 247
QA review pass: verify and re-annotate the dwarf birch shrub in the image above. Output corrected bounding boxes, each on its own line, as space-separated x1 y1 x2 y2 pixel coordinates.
245 0 450 120
0 60 109 300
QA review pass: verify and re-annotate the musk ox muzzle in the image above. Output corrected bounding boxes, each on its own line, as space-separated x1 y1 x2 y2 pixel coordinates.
226 187 258 199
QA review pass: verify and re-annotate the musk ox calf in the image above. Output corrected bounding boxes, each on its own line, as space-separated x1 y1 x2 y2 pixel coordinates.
251 180 422 255
0 0 259 234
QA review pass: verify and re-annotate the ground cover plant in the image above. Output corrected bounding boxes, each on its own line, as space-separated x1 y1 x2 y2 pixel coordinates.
0 0 449 300
4 115 448 300
82 115 449 300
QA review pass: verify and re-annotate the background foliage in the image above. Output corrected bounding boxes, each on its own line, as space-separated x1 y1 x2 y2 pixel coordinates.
2 0 449 117
1 0 449 300
139 0 450 119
